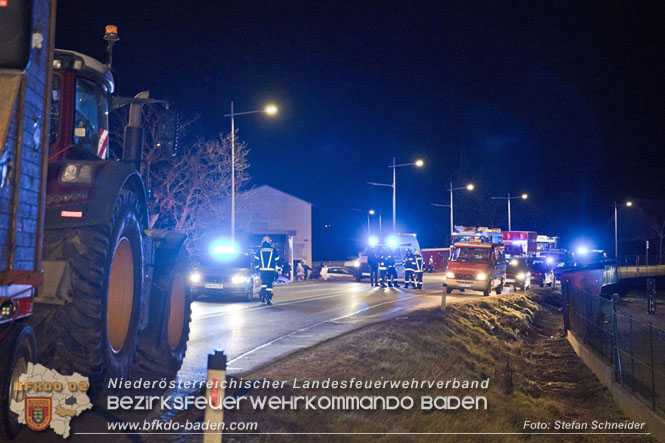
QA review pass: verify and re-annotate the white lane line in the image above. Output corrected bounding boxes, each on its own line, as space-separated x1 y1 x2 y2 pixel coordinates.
227 293 426 365
191 289 363 320
192 284 432 320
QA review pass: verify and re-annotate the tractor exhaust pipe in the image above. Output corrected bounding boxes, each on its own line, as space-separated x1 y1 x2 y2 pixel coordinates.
123 91 149 168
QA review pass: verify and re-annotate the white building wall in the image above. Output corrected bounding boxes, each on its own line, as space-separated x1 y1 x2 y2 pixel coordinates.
236 186 312 265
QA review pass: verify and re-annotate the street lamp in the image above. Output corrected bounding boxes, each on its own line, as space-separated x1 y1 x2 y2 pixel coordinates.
432 182 475 238
491 192 528 231
368 157 424 233
370 209 383 234
614 200 633 259
224 101 278 243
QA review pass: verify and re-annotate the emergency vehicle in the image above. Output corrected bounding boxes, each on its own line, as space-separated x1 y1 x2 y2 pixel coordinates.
536 235 559 251
443 241 506 297
502 231 537 255
451 226 503 244
505 257 531 290
351 233 420 281
421 248 450 272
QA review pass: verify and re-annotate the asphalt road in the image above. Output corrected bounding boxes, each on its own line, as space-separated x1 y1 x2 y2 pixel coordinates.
14 274 508 441
179 273 489 384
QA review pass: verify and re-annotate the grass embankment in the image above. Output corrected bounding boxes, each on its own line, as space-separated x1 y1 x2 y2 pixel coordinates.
185 291 653 442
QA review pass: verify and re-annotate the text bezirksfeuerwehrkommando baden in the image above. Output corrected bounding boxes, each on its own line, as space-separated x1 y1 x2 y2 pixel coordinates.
107 377 490 411
108 377 490 392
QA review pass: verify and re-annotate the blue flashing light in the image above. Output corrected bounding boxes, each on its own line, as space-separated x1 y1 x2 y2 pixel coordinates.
546 256 554 265
576 246 589 255
368 235 379 247
387 236 398 248
209 237 238 260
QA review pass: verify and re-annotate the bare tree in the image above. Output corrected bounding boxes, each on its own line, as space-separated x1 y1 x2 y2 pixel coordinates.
145 132 250 248
111 106 251 249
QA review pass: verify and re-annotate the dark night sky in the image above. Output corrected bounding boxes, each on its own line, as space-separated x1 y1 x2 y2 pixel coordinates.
55 1 665 259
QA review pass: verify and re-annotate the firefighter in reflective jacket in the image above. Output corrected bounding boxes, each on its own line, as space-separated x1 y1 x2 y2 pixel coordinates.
414 250 424 289
254 236 280 305
403 249 416 288
378 247 388 288
386 251 399 288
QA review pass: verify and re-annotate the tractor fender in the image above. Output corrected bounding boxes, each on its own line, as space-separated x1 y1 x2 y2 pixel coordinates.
45 161 149 230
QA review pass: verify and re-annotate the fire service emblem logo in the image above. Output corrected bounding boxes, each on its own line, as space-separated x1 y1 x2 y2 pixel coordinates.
25 397 52 431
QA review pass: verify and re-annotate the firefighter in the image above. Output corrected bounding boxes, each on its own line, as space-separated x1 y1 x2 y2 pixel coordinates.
367 247 380 287
414 250 424 289
403 248 416 288
254 236 280 305
386 250 399 288
378 247 388 288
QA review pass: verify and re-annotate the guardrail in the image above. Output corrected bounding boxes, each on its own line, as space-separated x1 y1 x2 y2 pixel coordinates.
618 265 665 279
565 285 665 416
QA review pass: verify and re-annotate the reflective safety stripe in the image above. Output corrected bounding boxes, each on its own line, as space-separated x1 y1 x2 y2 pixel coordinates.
266 288 273 292
261 285 267 288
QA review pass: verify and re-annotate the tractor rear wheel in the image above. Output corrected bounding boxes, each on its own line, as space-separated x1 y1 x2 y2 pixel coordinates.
134 246 191 380
38 190 144 391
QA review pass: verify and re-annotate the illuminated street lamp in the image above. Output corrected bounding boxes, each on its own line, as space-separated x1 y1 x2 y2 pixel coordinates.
224 102 278 243
368 210 375 236
432 182 475 237
368 157 424 233
614 200 633 259
369 209 383 234
491 192 528 231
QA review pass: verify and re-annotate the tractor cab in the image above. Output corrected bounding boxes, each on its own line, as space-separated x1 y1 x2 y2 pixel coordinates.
49 49 113 161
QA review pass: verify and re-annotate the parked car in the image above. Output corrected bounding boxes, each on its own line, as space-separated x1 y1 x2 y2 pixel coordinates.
327 266 356 278
189 253 261 301
506 257 531 291
528 258 554 287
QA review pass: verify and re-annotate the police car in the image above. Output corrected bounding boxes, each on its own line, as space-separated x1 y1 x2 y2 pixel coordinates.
189 253 261 301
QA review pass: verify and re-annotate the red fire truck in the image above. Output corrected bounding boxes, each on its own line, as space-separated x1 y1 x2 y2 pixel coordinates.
443 241 506 297
421 248 450 272
502 231 537 256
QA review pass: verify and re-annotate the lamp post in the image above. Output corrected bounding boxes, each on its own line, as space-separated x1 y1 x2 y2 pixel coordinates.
224 102 278 243
614 200 633 259
432 182 474 238
368 157 423 233
491 192 528 231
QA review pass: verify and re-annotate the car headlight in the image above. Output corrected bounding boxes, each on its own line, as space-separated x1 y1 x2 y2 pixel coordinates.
353 260 360 268
516 272 526 280
446 271 455 279
189 271 201 283
231 274 248 285
476 272 487 281
509 259 518 266
60 163 94 183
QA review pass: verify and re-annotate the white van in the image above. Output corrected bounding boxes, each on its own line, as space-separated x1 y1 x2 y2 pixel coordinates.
350 233 421 280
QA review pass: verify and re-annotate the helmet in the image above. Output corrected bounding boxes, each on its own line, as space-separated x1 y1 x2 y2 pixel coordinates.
262 236 271 244
415 250 421 255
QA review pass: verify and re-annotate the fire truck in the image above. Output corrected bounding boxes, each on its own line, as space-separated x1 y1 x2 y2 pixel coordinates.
502 231 537 256
1 1 191 438
443 240 506 297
